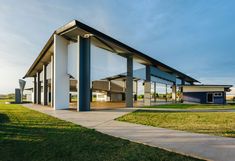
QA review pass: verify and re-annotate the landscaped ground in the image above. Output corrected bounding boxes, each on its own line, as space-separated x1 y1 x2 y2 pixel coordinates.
0 104 201 161
118 110 235 138
0 99 14 104
144 103 235 109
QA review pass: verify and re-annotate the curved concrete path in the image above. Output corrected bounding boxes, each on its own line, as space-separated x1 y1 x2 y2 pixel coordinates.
23 104 235 161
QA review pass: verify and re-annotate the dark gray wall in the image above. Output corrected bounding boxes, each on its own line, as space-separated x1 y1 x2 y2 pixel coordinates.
183 92 225 104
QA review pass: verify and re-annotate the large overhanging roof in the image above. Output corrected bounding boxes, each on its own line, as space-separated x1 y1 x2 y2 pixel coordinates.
24 20 199 83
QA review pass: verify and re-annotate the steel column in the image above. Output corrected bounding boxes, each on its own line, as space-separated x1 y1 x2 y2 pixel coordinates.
144 65 151 106
125 56 133 107
79 36 91 111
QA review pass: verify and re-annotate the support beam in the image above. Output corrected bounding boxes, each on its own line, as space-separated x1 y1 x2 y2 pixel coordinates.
43 64 48 105
33 75 37 104
135 80 138 101
36 71 41 104
172 83 176 103
181 79 185 92
154 82 157 102
144 65 151 106
53 34 70 110
78 36 91 111
108 80 111 101
50 54 54 107
165 84 167 102
125 56 133 107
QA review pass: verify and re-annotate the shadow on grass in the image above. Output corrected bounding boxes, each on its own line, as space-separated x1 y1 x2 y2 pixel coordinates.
0 113 10 123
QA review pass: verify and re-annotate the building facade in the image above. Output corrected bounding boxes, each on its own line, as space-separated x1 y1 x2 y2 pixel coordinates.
182 85 232 104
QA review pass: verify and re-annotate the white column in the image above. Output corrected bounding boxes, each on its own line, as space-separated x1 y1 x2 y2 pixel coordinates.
33 75 37 104
76 37 80 111
43 64 48 105
53 34 69 110
144 65 151 106
36 71 41 104
50 54 54 107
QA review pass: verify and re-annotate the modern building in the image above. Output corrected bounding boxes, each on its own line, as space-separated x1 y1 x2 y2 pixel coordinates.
182 85 232 104
23 20 230 111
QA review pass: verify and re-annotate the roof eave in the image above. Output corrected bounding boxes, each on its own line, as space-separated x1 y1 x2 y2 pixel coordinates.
23 32 55 78
23 20 199 83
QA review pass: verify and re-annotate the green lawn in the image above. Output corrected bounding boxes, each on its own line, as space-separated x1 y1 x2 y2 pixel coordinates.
0 99 14 104
144 103 235 109
0 104 201 161
117 110 235 138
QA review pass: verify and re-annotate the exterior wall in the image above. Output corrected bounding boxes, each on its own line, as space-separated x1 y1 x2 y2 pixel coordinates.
183 91 225 104
26 94 32 102
183 86 224 92
183 92 206 103
93 80 109 91
111 93 123 102
111 80 124 92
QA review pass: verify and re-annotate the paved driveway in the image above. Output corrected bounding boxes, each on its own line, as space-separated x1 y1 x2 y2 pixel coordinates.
23 104 235 161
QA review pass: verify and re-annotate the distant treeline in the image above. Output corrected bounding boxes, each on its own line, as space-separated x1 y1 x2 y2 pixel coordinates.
0 94 15 99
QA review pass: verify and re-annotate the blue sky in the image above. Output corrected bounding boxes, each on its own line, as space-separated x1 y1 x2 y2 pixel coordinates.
0 0 235 94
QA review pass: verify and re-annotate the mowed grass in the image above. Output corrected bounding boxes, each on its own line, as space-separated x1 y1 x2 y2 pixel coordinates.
117 110 235 138
0 104 201 161
0 99 14 104
144 103 235 109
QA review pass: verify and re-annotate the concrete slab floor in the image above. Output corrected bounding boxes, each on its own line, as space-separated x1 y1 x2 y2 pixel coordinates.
23 104 235 161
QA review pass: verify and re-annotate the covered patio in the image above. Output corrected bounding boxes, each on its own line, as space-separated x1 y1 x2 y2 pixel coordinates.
23 20 199 111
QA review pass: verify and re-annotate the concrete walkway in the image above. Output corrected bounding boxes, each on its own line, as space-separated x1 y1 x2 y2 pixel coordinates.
23 104 235 161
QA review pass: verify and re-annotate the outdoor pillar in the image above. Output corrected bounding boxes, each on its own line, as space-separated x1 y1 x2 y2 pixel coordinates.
50 54 54 107
125 56 133 107
135 80 138 101
53 34 70 110
181 79 185 92
69 93 72 103
144 65 151 106
78 36 91 111
172 83 176 103
165 84 167 102
154 82 157 102
33 75 37 104
108 80 111 101
43 64 48 105
36 71 41 104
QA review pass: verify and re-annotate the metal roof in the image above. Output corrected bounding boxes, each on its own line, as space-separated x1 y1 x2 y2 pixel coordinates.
24 20 199 83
